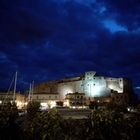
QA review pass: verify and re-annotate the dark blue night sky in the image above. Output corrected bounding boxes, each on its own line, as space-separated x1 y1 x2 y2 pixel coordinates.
0 0 140 96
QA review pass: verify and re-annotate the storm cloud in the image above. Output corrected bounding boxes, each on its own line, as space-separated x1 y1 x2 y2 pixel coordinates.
0 0 140 96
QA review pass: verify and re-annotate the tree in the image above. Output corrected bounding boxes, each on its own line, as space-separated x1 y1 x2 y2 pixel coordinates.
0 102 20 140
27 101 40 117
23 109 64 140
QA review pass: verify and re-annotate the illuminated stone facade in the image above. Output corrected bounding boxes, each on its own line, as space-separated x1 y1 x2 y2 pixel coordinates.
34 71 130 102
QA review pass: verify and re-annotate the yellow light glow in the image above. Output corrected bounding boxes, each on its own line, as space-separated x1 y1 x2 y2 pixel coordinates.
48 101 56 108
16 101 24 109
24 102 28 105
63 100 70 106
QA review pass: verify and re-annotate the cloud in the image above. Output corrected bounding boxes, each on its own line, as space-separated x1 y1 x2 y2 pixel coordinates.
0 0 140 95
99 0 140 31
103 19 128 33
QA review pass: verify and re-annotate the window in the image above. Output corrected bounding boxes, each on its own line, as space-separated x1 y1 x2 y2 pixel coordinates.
55 96 57 99
49 96 51 99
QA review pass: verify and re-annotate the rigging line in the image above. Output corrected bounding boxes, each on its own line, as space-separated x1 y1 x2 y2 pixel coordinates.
3 73 15 104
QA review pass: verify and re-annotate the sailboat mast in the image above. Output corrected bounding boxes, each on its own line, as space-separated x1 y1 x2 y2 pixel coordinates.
13 71 17 102
28 83 31 101
31 81 34 101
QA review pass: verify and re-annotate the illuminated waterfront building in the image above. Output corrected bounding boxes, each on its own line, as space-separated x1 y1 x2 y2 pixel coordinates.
34 71 133 107
0 71 134 109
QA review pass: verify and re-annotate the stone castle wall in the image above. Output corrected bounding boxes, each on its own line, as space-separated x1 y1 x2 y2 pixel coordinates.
34 71 126 100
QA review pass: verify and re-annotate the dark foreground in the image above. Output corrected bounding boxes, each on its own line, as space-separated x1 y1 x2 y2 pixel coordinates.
0 103 140 140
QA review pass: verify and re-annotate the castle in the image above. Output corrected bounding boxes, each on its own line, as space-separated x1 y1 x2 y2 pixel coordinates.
33 71 133 108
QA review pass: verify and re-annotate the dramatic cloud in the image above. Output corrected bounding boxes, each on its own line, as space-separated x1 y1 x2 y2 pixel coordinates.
0 0 140 96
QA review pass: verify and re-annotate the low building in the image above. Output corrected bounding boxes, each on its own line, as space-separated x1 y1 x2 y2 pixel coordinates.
65 92 86 107
0 92 26 109
0 92 13 103
30 92 61 109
